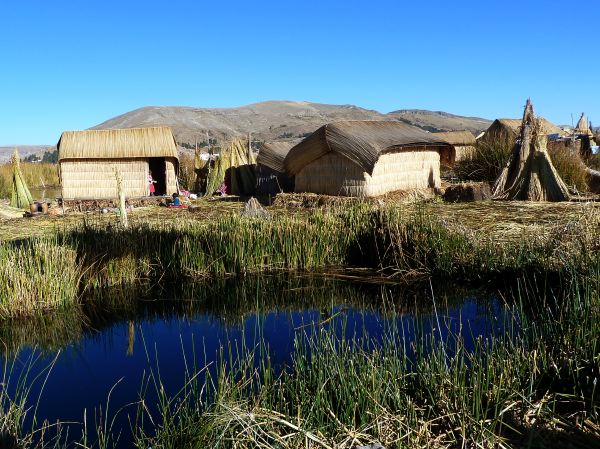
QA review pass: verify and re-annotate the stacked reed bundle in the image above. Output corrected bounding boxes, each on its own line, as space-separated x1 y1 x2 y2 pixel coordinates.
10 150 33 209
205 138 256 196
493 99 570 201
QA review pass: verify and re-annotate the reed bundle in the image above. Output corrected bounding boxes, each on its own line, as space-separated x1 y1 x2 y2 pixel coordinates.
205 138 256 196
9 150 33 209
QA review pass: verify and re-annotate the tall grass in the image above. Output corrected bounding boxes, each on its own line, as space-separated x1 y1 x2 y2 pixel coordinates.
0 162 59 199
0 203 599 317
132 277 600 448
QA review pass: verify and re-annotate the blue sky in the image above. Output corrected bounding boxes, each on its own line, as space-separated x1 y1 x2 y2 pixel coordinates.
1 0 598 144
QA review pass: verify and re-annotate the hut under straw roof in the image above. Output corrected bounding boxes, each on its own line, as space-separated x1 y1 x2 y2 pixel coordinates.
57 127 179 199
284 121 453 197
255 141 296 196
479 118 563 146
433 130 477 163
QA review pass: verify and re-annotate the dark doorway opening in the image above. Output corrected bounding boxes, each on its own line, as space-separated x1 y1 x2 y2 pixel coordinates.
148 158 167 196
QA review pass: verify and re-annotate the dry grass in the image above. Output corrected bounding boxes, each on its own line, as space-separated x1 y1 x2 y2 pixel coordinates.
0 162 59 199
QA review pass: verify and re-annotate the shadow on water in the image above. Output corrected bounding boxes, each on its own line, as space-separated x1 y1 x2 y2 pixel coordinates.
0 273 590 448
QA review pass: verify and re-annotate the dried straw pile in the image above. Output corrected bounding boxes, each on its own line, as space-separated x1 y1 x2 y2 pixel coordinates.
493 100 570 201
284 121 453 197
10 150 33 209
205 138 256 196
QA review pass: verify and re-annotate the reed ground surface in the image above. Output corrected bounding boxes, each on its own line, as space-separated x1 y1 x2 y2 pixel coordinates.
1 196 599 243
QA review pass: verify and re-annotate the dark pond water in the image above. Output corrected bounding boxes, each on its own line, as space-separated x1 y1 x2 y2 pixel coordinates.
0 275 514 447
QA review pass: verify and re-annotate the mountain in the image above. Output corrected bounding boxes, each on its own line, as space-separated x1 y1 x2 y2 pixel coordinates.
388 109 492 134
92 101 492 148
0 145 53 163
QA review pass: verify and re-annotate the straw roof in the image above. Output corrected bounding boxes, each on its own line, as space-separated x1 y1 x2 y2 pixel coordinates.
489 118 563 137
256 141 297 173
284 121 452 176
58 127 178 161
433 130 476 146
576 113 591 134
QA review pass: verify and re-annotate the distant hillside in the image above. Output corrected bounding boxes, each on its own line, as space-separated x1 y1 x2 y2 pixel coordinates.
0 145 53 163
388 109 491 134
92 101 492 148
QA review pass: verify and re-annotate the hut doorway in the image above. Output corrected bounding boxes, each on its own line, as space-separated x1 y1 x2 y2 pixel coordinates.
148 157 167 196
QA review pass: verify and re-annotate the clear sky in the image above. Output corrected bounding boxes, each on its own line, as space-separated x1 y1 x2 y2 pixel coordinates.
1 0 598 144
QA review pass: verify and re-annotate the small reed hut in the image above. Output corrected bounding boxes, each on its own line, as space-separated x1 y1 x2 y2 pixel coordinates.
433 130 477 163
57 127 179 199
283 121 453 197
479 118 563 146
256 141 296 195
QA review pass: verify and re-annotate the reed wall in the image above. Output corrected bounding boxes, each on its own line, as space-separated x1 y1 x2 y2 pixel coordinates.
165 158 178 194
294 150 441 197
60 159 148 199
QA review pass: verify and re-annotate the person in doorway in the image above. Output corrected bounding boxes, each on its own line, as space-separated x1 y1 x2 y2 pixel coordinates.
148 172 157 196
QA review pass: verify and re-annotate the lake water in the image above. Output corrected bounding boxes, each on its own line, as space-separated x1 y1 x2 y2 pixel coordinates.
0 275 512 447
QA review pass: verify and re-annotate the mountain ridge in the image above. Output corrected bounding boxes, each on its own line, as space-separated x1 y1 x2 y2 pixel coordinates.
92 101 492 148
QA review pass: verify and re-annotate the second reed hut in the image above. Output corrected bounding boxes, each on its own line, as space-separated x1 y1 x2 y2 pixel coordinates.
284 121 453 197
433 130 477 162
256 141 296 195
57 127 179 199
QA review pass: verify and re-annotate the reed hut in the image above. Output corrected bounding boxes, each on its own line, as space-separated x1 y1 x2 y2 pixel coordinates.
256 141 296 195
284 121 453 197
433 131 477 162
57 127 179 199
479 118 563 146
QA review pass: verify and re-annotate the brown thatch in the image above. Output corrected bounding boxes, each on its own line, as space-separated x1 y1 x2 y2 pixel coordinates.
284 121 454 176
256 141 297 195
433 130 477 163
433 130 476 146
58 127 178 160
575 113 592 136
257 141 297 173
493 100 570 202
480 118 563 145
284 121 453 197
57 127 179 199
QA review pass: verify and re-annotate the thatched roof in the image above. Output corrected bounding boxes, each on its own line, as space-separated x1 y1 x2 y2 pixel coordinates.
284 121 452 176
256 141 298 173
576 113 591 134
58 127 179 161
433 130 476 146
489 118 563 137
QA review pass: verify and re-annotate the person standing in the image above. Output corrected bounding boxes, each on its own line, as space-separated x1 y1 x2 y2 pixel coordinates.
148 172 157 195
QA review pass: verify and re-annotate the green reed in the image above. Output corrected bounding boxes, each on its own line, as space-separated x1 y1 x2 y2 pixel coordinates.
133 276 600 449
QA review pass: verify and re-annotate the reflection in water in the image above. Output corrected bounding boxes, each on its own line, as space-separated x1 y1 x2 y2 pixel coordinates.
0 274 509 447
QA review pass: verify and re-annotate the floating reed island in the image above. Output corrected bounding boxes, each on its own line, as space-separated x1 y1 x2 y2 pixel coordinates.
1 200 600 317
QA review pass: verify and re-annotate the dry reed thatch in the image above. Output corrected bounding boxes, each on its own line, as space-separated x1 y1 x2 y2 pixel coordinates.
205 138 256 196
256 141 297 195
284 121 453 197
284 121 454 176
10 150 33 209
433 130 477 163
493 99 570 202
57 127 179 199
575 112 593 136
257 141 297 173
480 118 564 147
58 127 178 160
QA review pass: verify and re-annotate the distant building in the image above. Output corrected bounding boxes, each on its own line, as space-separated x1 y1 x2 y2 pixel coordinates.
432 130 477 163
57 127 179 199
